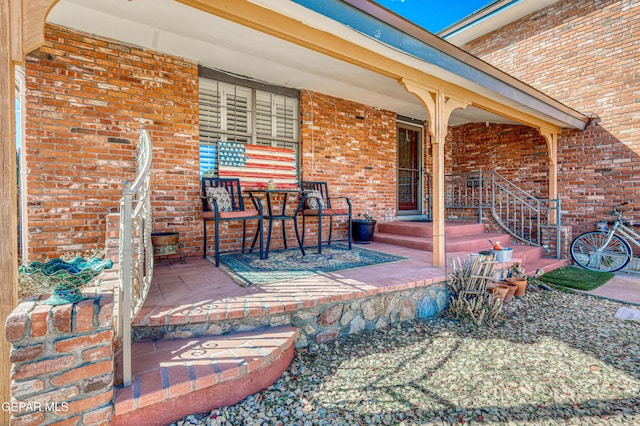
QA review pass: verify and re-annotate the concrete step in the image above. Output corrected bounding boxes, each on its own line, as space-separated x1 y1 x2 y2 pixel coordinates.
510 244 545 263
525 257 568 276
112 326 299 426
377 221 487 238
374 231 513 252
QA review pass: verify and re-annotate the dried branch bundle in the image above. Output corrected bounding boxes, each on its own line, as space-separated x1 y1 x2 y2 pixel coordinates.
447 255 503 326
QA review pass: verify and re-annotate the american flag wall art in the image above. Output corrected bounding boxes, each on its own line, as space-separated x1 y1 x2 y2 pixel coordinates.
218 142 297 189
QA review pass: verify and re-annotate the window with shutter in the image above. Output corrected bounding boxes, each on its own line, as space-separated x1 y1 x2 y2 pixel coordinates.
255 91 299 142
198 77 299 178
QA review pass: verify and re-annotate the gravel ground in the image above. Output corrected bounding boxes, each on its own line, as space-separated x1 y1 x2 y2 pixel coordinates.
173 287 640 425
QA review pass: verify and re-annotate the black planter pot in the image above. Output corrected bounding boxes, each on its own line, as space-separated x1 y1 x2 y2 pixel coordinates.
352 219 376 244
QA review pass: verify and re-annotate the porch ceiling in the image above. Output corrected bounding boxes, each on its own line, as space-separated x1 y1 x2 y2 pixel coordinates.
48 0 549 127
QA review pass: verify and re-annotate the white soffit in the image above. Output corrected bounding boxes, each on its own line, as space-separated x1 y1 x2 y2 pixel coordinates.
47 0 558 126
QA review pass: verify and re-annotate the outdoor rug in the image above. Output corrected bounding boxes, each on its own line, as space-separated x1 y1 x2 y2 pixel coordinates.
219 243 407 286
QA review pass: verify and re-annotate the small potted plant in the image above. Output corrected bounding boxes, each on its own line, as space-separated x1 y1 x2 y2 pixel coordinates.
352 211 376 244
506 256 527 296
488 239 513 263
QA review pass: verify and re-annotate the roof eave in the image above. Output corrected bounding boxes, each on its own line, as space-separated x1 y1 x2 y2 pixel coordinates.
292 0 591 130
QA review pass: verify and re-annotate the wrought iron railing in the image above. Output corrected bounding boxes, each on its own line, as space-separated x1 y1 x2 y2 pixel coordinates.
428 170 562 258
118 127 153 387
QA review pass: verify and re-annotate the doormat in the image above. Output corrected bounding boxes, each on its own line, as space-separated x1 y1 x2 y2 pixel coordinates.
219 243 407 287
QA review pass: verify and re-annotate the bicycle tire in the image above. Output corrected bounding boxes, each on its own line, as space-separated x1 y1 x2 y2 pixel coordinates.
570 231 632 272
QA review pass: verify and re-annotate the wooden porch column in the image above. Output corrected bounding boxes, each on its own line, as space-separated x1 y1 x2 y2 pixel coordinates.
399 79 468 267
1 2 19 421
539 129 558 224
1 1 57 422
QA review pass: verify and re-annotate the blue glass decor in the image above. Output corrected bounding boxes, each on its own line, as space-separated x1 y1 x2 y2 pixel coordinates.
19 257 113 305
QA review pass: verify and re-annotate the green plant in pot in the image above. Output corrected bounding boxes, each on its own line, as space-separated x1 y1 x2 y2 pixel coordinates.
352 211 376 244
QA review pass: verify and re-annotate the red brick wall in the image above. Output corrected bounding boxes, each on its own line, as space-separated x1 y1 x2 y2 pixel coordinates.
448 123 550 197
460 0 640 235
300 91 398 223
25 27 405 260
25 25 201 260
5 294 115 424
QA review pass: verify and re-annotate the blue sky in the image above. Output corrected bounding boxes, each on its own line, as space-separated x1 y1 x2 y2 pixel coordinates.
374 0 497 33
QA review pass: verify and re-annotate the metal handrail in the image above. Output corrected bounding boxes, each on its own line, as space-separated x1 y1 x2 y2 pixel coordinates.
430 170 563 258
490 171 542 245
118 127 154 387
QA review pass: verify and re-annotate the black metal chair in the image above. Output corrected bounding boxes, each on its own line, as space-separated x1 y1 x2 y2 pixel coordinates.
201 177 264 266
294 181 352 255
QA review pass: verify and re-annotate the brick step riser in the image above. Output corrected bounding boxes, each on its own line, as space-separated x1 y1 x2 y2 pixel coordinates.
373 232 516 253
373 233 430 250
378 222 487 238
113 327 298 426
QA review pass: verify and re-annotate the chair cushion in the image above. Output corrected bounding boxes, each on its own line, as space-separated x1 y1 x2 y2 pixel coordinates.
303 208 349 216
219 209 260 219
305 190 325 210
206 187 233 212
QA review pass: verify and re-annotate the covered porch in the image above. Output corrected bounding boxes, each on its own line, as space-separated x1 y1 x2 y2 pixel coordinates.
1 0 592 424
12 0 593 267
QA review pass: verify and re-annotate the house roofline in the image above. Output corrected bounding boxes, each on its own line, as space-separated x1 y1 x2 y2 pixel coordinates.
294 0 591 130
438 0 561 46
437 0 519 39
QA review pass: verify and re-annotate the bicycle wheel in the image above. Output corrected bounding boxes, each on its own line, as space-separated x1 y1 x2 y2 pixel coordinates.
570 231 632 272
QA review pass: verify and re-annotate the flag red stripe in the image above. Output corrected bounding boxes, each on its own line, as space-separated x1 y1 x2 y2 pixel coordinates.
219 144 297 188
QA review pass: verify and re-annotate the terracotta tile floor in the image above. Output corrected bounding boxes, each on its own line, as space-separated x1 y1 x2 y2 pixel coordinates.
134 242 479 327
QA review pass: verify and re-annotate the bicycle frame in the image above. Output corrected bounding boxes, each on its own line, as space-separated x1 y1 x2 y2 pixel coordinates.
599 203 640 254
609 220 640 251
571 204 639 272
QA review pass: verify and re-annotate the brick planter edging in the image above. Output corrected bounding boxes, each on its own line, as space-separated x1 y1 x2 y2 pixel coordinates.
5 293 115 425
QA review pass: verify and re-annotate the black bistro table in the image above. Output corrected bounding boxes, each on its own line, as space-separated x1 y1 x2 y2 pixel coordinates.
248 188 305 258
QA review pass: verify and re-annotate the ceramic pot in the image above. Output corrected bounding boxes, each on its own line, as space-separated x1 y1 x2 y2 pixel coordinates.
352 220 376 244
506 277 527 296
488 284 509 302
498 281 517 302
151 232 180 256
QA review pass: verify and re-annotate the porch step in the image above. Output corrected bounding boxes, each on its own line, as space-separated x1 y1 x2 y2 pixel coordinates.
112 326 299 426
374 231 513 252
375 221 567 276
524 257 568 276
378 221 486 238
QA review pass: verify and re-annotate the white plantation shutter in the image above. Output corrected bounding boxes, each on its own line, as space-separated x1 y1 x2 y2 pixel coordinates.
224 87 251 134
255 93 273 138
275 96 297 140
199 82 221 146
255 91 298 141
198 77 299 179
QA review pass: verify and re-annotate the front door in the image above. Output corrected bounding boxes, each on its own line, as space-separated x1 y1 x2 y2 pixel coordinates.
397 123 422 215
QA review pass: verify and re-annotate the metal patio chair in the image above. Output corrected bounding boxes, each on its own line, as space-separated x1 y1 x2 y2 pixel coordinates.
295 180 352 254
201 177 264 266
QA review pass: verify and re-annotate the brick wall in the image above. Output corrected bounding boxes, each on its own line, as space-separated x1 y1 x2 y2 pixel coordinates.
5 294 115 425
25 24 201 261
460 0 640 236
448 123 550 197
25 27 406 260
300 91 398 223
